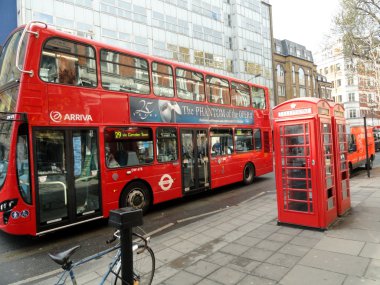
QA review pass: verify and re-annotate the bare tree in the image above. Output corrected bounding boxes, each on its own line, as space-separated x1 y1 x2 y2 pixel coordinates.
333 0 380 123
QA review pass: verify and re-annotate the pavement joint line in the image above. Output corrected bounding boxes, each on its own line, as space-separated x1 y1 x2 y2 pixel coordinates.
176 191 272 224
8 268 61 285
145 222 175 237
176 208 227 223
237 191 270 206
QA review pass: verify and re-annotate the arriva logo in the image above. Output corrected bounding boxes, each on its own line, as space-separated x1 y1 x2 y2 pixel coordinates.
50 111 93 123
50 111 63 123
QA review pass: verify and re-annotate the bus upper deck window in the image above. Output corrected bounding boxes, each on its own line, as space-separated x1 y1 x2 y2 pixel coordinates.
252 87 266 109
40 38 97 87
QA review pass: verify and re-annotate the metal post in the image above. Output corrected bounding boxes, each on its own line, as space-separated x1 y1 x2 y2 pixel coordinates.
109 207 143 285
364 116 370 178
120 227 133 285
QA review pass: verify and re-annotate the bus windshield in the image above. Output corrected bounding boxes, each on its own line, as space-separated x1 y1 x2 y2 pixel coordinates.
0 29 26 87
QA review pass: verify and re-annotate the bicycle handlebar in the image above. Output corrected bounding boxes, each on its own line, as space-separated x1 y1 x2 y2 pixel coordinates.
106 230 120 244
106 230 150 248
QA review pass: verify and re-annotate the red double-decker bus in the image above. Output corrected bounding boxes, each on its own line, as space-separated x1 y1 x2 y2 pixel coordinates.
0 22 273 235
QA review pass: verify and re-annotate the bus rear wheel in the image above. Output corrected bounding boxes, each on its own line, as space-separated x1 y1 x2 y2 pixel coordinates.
120 181 151 214
243 163 255 185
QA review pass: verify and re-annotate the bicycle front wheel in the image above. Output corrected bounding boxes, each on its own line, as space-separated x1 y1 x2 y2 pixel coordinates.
113 245 155 285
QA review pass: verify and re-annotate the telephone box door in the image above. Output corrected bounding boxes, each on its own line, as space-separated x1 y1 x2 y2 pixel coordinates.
335 123 351 215
276 120 320 227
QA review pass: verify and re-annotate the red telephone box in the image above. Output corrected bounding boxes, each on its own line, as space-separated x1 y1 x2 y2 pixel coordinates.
330 102 351 216
273 98 338 229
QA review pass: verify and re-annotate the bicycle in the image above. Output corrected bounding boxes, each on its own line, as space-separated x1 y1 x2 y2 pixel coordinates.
48 230 155 285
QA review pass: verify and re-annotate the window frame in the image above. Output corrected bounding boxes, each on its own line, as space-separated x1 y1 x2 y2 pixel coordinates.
252 86 266 109
152 61 174 98
156 127 178 163
235 128 254 153
175 67 205 102
205 75 230 105
210 128 233 157
39 37 98 88
100 49 150 95
231 81 251 107
104 127 154 168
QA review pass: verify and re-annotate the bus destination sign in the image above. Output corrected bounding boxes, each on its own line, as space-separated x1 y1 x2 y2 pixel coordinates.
114 129 150 139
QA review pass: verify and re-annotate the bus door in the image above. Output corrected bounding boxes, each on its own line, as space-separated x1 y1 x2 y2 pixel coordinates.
180 129 210 193
34 128 101 232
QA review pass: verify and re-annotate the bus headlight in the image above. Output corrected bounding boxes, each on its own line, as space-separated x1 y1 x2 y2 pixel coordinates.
0 199 18 212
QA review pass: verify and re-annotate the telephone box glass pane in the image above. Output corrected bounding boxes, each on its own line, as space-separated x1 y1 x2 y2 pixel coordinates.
285 125 303 135
279 123 312 213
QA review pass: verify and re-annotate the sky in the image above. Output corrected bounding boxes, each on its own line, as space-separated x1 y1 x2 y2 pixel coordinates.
270 0 341 53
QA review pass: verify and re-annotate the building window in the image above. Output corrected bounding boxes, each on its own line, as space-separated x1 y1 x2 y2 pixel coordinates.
276 64 285 83
326 89 332 99
299 87 306 97
245 61 262 75
337 79 342 87
292 66 296 84
167 44 190 63
278 85 285 97
299 68 305 86
226 59 233 73
349 109 357 118
33 12 53 24
334 95 342 103
194 50 205 66
276 44 282 53
348 93 355 102
321 87 326 98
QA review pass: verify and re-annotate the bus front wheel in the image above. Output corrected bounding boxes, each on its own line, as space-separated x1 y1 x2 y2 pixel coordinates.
243 163 255 185
120 181 151 214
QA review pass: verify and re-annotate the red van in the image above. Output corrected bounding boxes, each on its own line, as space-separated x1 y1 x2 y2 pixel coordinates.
347 126 376 172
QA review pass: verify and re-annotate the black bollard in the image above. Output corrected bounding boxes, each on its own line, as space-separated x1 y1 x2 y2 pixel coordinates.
109 207 143 285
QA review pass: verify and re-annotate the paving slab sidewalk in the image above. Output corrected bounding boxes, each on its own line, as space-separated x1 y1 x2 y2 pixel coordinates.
18 167 380 285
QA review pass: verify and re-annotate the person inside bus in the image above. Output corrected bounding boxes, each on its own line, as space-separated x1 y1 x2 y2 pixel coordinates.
198 136 207 158
105 145 119 168
58 56 77 85
40 54 58 82
212 141 221 155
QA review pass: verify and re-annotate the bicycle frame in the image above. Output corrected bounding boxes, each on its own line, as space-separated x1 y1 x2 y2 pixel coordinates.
55 244 121 285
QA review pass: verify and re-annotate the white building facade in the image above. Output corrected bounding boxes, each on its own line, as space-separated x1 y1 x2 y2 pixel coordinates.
13 0 273 101
315 42 380 127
